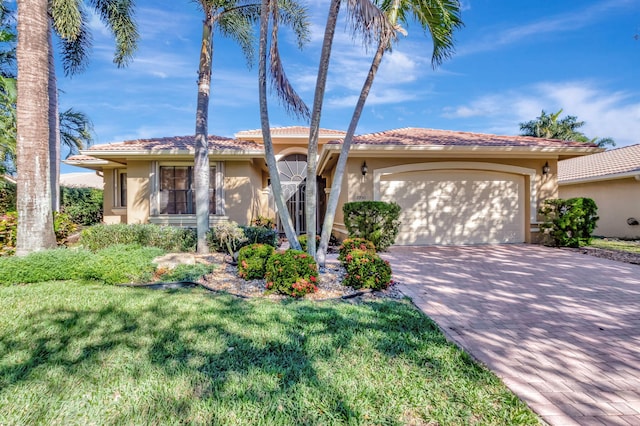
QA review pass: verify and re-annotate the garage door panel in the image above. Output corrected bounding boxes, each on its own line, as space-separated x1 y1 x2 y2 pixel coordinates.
380 170 525 245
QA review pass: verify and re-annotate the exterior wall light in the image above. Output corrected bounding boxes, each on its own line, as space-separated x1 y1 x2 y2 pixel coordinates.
361 161 368 176
542 161 550 175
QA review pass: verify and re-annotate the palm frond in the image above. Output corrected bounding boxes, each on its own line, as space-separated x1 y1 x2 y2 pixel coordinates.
59 8 92 76
275 0 309 49
49 0 83 40
269 0 309 120
217 8 255 67
59 108 94 157
89 0 139 67
412 0 463 67
345 0 394 48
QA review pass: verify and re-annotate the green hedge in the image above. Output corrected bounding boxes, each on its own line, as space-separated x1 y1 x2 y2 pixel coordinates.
60 187 103 225
343 201 401 251
539 198 599 247
81 224 196 252
0 244 164 285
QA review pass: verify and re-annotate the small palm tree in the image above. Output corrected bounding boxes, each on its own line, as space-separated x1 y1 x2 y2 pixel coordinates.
520 109 615 148
316 0 463 266
193 0 309 253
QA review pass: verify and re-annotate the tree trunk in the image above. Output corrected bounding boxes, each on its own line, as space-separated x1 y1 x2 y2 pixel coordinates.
194 12 213 254
259 0 300 250
48 27 60 212
317 35 389 267
306 0 341 260
16 0 57 255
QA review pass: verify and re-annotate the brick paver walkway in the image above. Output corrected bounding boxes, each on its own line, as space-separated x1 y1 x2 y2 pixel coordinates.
383 245 640 426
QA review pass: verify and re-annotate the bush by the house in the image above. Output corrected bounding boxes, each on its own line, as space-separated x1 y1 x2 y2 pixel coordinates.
298 234 320 252
0 212 17 256
343 201 401 251
0 179 16 214
1 212 77 256
252 215 276 229
54 212 78 245
81 224 196 252
337 237 376 263
343 249 392 291
265 249 318 297
77 244 164 285
240 225 278 247
207 222 248 258
539 198 599 248
237 243 275 280
60 187 103 226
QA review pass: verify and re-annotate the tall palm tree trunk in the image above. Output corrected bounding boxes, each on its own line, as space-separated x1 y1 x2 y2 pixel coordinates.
306 0 341 259
259 0 300 250
194 12 214 254
317 34 389 267
48 27 60 212
16 0 57 255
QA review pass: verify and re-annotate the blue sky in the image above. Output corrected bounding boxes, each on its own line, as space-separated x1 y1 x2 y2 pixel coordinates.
59 0 640 173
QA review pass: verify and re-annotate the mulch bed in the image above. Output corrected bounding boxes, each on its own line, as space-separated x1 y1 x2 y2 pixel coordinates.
569 246 640 265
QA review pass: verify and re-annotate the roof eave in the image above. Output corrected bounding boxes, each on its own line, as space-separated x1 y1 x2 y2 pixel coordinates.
559 170 640 185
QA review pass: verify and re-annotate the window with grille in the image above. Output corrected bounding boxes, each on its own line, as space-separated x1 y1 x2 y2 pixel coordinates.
159 166 216 214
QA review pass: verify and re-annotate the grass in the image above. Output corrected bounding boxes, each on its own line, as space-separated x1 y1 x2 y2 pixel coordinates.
0 281 539 425
588 237 640 254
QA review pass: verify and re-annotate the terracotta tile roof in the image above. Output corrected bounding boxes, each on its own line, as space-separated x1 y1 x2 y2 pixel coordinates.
83 135 263 152
559 144 640 183
235 126 346 138
66 154 105 161
330 127 597 148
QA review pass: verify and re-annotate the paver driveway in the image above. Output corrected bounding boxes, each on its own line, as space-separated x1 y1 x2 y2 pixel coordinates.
382 245 640 426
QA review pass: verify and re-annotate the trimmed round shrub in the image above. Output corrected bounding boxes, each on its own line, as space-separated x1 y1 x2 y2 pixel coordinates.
298 234 320 252
265 249 318 297
343 249 392 290
237 243 275 280
343 201 401 251
338 237 376 264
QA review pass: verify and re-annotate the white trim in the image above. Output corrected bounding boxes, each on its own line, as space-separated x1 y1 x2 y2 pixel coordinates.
149 215 229 227
275 147 309 161
216 161 225 215
373 161 538 223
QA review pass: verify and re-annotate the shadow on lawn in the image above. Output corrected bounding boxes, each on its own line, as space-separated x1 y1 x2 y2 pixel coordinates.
0 286 491 424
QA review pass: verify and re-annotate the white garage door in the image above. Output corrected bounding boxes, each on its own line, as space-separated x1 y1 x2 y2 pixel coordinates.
380 169 525 245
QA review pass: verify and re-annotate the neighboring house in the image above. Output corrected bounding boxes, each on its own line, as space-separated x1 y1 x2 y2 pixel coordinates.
559 144 640 239
65 126 599 245
60 172 104 190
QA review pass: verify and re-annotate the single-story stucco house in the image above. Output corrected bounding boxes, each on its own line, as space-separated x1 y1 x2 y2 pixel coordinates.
65 126 600 245
559 144 640 239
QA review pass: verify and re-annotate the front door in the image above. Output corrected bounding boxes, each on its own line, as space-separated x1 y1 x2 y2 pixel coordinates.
276 154 307 235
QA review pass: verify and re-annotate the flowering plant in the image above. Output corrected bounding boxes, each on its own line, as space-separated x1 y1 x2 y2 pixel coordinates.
343 249 391 290
338 238 375 264
237 243 275 280
265 249 319 297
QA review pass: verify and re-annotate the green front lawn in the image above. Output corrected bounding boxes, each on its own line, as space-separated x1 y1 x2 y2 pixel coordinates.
589 238 640 254
0 282 538 425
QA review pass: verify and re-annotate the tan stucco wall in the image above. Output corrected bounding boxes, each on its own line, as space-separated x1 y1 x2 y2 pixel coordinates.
101 169 126 224
126 161 151 224
560 178 640 239
327 157 557 242
224 161 264 225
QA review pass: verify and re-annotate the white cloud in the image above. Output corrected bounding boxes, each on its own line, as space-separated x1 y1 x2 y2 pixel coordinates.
441 81 640 146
